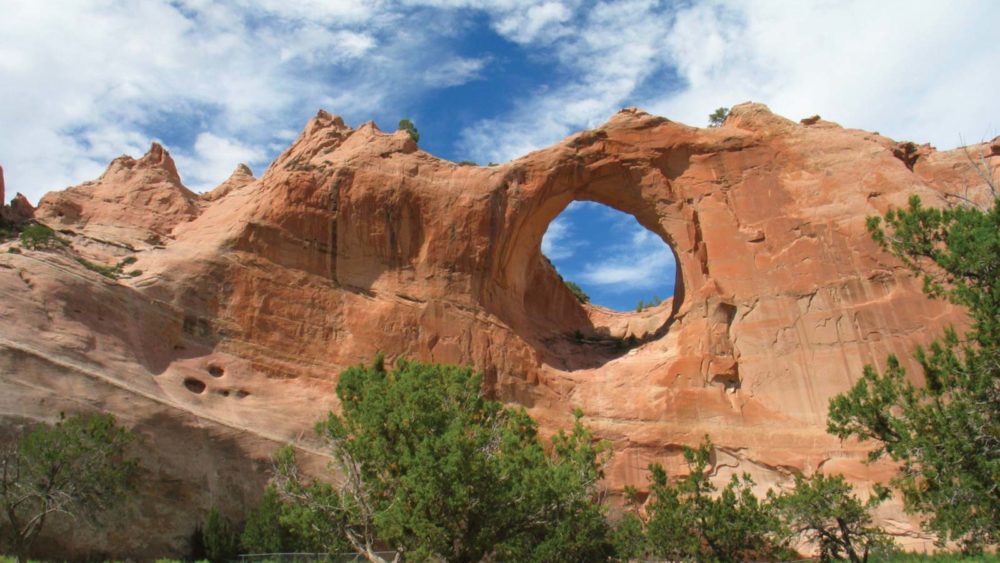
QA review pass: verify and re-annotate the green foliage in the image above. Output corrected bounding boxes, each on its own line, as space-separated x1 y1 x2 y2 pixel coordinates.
636 294 663 312
610 510 645 561
240 480 342 554
866 194 999 339
397 119 420 143
74 255 140 279
564 280 590 303
18 224 59 250
456 160 477 166
0 413 139 561
271 449 351 554
641 436 791 562
829 193 1000 550
75 257 119 278
708 107 729 127
274 358 614 562
0 218 14 241
202 507 239 563
240 487 287 554
773 473 894 563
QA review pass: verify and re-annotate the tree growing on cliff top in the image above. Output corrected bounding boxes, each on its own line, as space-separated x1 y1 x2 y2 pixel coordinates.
274 356 614 562
397 119 419 143
564 279 590 303
0 413 139 562
708 107 729 127
827 169 1000 550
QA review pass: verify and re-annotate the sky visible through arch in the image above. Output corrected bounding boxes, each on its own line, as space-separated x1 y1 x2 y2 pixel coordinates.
1 1 998 298
542 202 675 311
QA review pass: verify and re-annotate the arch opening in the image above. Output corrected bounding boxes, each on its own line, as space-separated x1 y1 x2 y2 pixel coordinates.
541 201 677 312
512 195 684 372
487 158 694 370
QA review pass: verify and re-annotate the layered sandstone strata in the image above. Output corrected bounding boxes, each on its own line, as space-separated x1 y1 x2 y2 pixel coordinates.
1 103 996 556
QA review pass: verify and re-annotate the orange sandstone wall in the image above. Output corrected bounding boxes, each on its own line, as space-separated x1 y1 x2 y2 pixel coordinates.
1 103 996 556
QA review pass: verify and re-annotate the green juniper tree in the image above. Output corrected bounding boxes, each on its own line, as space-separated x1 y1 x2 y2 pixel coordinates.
267 457 350 555
773 474 893 563
240 486 290 554
708 107 729 128
18 223 59 250
274 356 614 563
640 437 792 562
0 413 139 562
564 280 590 303
609 504 645 562
827 164 999 550
397 119 419 143
201 506 239 563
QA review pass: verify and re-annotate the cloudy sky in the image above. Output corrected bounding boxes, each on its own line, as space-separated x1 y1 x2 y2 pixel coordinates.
543 202 677 310
2 0 997 309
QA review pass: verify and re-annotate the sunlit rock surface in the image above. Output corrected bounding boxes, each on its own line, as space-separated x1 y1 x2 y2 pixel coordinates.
2 103 997 556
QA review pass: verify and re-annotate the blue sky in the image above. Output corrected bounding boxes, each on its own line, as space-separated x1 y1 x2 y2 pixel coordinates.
543 202 676 310
1 1 998 309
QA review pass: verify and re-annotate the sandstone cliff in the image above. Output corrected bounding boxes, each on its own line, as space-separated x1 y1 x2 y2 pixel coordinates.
1 103 997 557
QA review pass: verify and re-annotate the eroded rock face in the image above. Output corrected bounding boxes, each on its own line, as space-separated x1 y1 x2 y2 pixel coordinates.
1 103 997 556
35 142 200 247
202 163 256 202
0 165 36 224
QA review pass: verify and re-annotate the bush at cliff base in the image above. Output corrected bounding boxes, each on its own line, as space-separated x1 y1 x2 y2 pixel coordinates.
273 356 615 561
829 192 1000 552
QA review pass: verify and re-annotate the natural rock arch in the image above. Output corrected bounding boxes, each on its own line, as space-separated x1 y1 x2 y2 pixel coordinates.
471 114 719 372
10 103 996 556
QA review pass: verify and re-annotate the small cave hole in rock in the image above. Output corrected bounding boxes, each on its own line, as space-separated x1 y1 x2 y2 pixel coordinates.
183 378 207 394
207 364 224 377
541 201 677 312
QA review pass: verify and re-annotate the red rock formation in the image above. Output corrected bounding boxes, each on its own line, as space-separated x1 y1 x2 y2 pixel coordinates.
1 103 997 557
202 163 256 202
35 142 200 247
6 193 34 223
0 165 35 224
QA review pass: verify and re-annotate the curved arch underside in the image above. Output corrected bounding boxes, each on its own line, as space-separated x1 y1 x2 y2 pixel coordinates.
7 103 997 554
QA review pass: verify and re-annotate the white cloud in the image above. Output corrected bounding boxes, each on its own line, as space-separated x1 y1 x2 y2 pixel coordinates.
644 0 1000 149
578 222 676 292
541 215 583 260
402 0 579 45
421 57 489 88
174 133 267 191
492 1 575 44
0 0 488 204
459 0 1000 164
1 0 996 207
459 0 674 163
